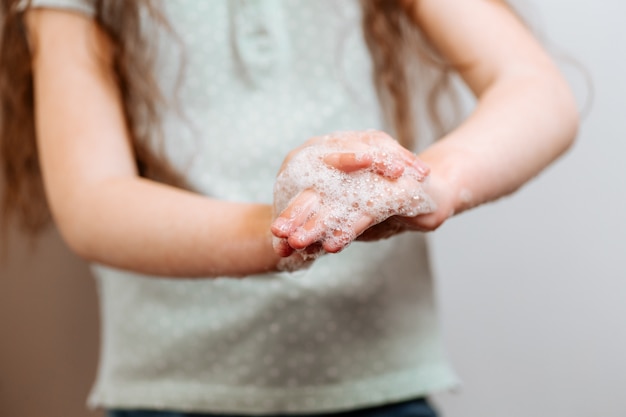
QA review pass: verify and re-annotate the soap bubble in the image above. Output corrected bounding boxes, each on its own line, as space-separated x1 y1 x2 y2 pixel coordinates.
274 131 435 271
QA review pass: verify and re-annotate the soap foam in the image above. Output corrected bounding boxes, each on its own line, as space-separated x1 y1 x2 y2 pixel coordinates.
274 131 435 271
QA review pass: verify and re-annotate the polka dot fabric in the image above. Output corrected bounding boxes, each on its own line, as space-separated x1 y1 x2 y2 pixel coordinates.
27 0 459 413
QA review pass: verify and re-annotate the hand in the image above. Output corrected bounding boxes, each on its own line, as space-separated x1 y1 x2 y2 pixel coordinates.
271 130 435 263
356 169 455 241
277 129 428 180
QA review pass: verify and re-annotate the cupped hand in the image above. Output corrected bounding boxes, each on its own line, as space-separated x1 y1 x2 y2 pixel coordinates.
271 130 435 265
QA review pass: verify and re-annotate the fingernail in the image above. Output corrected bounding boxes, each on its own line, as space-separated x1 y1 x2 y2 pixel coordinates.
272 218 290 234
354 152 369 163
413 161 430 177
323 153 340 168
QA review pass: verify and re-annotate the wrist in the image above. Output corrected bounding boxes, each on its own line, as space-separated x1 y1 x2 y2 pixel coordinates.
418 140 477 216
228 203 284 276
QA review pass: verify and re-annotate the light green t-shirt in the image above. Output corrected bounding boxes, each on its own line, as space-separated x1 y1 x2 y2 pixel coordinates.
26 0 459 413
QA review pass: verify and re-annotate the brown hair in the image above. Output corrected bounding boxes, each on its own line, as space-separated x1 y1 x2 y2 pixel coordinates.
361 0 458 148
0 0 455 237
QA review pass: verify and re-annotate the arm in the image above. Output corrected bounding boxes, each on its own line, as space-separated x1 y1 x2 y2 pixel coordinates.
271 0 579 252
26 9 280 278
402 0 579 229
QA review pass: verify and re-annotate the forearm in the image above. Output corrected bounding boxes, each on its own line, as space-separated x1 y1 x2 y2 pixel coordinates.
24 10 280 278
405 0 579 217
57 177 280 278
420 72 579 216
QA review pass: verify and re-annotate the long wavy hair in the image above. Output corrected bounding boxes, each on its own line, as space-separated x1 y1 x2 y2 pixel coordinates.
0 0 458 237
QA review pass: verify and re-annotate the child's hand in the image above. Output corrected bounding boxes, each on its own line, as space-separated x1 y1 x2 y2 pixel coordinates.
278 129 428 179
271 130 435 265
355 170 455 241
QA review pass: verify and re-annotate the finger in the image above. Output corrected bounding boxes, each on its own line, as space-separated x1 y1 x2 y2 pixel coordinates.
358 216 412 242
271 190 319 238
397 211 444 233
372 153 430 181
323 152 373 173
322 214 374 253
288 213 327 250
372 157 405 179
326 149 405 179
387 147 430 180
273 237 295 257
407 156 430 179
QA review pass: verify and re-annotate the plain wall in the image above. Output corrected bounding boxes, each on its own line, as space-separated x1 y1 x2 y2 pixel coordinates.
432 0 626 416
1 1 624 416
0 226 101 417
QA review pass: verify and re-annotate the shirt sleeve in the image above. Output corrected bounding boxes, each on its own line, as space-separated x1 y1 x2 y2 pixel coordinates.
17 0 95 17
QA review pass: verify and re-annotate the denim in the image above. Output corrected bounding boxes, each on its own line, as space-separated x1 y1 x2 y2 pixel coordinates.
107 398 438 417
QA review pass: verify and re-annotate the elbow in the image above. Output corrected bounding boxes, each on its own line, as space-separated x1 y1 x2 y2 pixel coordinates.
46 177 133 264
557 80 580 155
48 192 103 262
54 209 99 262
534 70 580 160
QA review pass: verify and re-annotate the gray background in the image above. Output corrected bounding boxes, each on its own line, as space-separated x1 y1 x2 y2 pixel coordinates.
1 1 624 416
432 0 626 415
